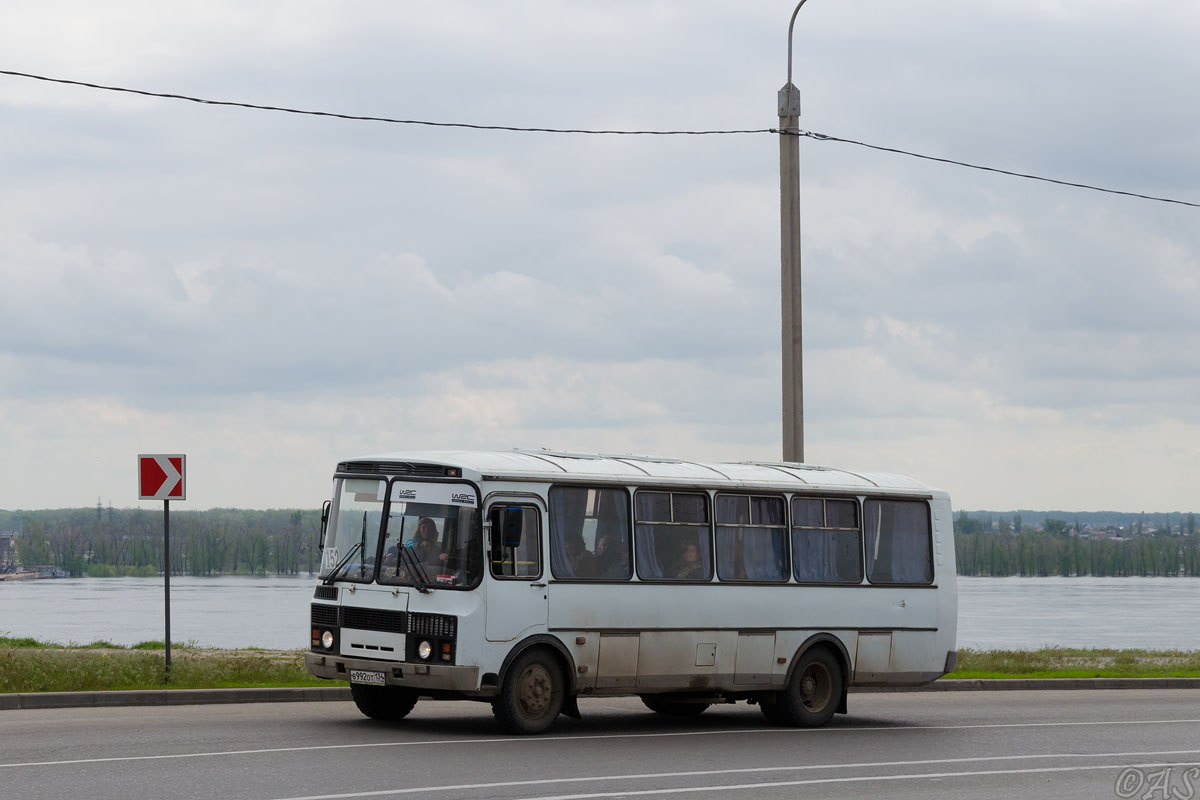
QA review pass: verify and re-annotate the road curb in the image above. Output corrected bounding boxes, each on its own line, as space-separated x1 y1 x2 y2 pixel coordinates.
0 686 351 710
3 679 1200 710
855 677 1200 692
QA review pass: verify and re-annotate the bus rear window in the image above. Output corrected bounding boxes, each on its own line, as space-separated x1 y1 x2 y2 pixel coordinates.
863 499 933 584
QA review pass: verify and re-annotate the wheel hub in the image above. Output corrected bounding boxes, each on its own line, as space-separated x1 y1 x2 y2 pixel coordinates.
518 664 552 715
799 663 831 711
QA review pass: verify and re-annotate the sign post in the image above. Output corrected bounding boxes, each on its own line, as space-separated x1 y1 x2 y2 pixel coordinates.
138 454 186 680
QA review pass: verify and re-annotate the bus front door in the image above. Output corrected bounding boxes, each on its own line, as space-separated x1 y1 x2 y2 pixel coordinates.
484 498 548 642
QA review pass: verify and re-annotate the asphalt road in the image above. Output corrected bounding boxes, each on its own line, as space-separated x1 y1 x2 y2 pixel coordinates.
3 690 1200 800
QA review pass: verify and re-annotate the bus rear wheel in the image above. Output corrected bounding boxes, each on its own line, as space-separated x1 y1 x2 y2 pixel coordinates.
350 684 419 721
641 696 710 716
764 648 842 727
492 649 564 735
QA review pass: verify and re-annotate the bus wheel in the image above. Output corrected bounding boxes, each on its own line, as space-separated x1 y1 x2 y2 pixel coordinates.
350 684 419 721
641 696 710 716
492 649 564 734
771 648 842 727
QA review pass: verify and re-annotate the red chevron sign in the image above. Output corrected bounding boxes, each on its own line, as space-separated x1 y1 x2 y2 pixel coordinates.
138 454 186 500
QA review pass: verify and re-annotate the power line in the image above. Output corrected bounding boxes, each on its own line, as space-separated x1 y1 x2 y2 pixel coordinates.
2 68 1197 209
788 130 1200 209
0 70 770 136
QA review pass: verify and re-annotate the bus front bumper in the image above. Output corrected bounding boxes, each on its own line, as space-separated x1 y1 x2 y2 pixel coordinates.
305 652 483 694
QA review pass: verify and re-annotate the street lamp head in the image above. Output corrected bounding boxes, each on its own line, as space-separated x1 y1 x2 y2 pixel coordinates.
779 0 812 119
786 0 814 86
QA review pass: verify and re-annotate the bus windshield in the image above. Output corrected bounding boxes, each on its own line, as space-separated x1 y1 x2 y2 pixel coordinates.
320 478 386 583
379 483 481 589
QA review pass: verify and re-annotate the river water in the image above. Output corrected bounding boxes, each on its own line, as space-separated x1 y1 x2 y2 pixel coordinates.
2 575 1198 651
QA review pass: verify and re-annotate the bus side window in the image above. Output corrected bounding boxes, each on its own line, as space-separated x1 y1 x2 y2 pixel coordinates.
863 499 933 584
792 497 863 583
715 495 787 582
549 486 632 580
634 491 712 581
488 505 541 580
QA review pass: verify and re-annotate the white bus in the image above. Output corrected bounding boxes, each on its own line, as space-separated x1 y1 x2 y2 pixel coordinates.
306 450 958 734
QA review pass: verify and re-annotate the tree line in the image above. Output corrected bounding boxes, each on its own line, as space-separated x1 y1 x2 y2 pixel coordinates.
1 506 320 577
4 505 1199 578
954 511 1200 577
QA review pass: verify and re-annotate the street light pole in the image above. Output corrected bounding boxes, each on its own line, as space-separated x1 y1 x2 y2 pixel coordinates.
779 1 810 464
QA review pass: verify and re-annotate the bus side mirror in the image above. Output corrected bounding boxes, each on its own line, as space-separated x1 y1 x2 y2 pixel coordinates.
501 507 524 548
319 500 331 552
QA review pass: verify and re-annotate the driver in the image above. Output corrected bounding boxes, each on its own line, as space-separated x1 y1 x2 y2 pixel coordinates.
408 517 447 568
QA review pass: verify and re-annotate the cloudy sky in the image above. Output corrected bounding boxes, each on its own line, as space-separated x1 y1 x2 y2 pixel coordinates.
2 1 1197 513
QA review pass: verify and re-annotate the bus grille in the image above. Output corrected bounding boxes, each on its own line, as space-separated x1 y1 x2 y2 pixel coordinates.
342 607 408 634
311 605 455 639
313 586 337 601
310 604 339 628
409 612 457 639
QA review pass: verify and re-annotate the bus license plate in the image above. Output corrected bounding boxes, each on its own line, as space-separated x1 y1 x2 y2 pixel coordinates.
349 670 385 686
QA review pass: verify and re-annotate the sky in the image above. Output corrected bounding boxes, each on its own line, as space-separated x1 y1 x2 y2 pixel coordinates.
1 1 1197 513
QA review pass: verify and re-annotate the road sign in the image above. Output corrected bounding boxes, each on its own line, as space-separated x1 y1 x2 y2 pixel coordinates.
139 454 186 500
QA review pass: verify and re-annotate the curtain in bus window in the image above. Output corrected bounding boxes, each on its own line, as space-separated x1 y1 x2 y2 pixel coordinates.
634 524 664 579
715 495 786 581
550 487 586 578
745 528 786 580
793 530 835 582
792 529 861 582
791 496 862 583
593 489 632 579
864 499 933 584
716 527 786 581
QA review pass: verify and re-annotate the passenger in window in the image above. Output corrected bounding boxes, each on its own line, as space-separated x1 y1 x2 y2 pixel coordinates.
595 533 628 578
670 542 705 580
564 534 598 577
409 517 447 568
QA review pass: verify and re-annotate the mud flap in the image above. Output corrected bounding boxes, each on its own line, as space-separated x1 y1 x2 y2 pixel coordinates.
560 695 582 720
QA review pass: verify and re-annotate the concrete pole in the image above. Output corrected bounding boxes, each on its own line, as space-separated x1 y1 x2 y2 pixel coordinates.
779 82 803 464
779 0 810 464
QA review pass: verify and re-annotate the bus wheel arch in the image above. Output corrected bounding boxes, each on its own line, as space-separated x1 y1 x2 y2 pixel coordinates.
792 634 851 713
763 634 850 725
497 635 578 695
493 636 577 734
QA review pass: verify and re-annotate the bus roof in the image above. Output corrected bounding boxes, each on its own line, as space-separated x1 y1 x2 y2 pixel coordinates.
340 449 944 497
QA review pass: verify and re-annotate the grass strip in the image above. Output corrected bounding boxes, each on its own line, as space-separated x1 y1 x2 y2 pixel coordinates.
947 646 1200 679
0 637 341 693
5 639 1200 693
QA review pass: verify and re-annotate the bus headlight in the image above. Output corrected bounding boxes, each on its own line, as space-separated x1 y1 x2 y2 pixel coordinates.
418 640 432 660
321 630 335 649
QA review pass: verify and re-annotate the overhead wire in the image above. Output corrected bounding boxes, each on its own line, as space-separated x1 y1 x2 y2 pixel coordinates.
786 129 1200 209
0 70 772 135
2 68 1197 209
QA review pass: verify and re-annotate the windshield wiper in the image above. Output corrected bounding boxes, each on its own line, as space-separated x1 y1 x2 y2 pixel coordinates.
398 543 433 594
322 541 363 586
